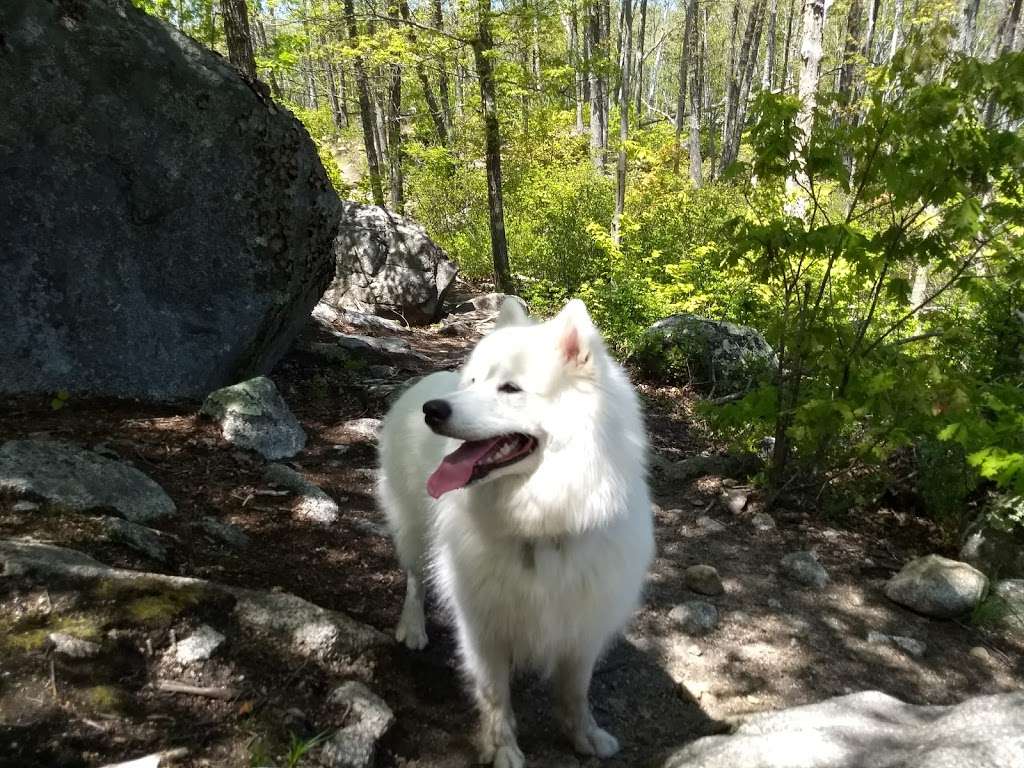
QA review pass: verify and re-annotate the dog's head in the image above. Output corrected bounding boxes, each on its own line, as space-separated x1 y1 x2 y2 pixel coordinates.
424 298 608 499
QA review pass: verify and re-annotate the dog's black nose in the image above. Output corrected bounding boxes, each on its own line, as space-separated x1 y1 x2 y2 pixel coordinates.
423 399 452 426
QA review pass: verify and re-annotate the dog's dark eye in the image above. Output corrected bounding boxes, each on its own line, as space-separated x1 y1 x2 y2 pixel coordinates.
498 383 521 394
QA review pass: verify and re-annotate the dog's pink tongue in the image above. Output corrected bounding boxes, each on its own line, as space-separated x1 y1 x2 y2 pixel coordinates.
427 438 500 499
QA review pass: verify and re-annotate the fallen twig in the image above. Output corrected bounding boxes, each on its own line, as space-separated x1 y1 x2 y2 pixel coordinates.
156 680 239 700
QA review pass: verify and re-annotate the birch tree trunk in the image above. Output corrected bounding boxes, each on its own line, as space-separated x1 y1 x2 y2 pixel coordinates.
863 0 881 65
762 0 779 91
784 0 830 216
635 0 648 121
721 1 741 153
688 1 704 187
888 0 905 62
612 0 633 244
473 0 515 294
957 0 982 54
343 0 385 206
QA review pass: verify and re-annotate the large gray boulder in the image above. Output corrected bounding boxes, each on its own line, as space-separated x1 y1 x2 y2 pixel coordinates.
324 201 458 325
885 554 988 619
634 314 777 394
663 691 1024 768
0 439 175 523
0 0 339 400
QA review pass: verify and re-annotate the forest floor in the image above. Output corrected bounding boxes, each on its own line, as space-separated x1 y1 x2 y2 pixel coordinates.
1 305 1022 768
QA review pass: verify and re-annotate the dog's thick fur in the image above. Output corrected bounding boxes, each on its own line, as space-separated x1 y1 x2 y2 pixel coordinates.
377 299 654 767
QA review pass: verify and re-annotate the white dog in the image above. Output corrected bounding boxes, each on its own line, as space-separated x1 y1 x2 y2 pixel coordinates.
377 299 654 767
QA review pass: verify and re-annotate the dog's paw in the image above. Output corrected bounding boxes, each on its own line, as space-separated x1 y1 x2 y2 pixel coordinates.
573 725 619 758
394 614 428 650
490 745 525 768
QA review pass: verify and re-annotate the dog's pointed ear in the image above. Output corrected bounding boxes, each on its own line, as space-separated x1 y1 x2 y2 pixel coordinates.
495 297 531 329
555 299 598 369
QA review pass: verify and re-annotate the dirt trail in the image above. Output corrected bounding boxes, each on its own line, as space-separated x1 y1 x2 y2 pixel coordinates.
1 316 1021 768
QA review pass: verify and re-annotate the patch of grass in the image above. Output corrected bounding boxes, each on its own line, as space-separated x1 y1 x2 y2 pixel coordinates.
248 731 331 768
1 613 105 652
971 594 1010 628
84 685 126 712
284 731 331 768
93 578 210 628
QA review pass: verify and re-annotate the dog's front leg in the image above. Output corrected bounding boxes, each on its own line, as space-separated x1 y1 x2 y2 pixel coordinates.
463 635 523 768
554 650 620 758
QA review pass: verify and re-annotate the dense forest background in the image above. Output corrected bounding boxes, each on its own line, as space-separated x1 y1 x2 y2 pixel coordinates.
137 0 1023 533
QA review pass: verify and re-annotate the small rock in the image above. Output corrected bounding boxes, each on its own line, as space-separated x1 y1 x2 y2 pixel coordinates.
721 488 749 514
366 365 398 378
330 445 351 455
264 464 340 524
767 598 783 610
344 418 382 441
685 565 725 596
868 631 926 658
751 512 776 531
201 376 306 460
319 681 395 768
13 500 39 512
198 517 250 548
669 601 719 636
173 625 225 664
885 555 988 619
687 643 704 657
102 517 170 562
969 646 992 662
695 516 727 533
781 551 830 588
47 632 101 659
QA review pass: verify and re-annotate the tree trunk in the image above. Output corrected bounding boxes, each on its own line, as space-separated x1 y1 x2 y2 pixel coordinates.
588 1 607 170
838 0 862 106
762 0 778 90
673 0 697 174
957 0 982 54
221 0 257 79
566 4 586 133
888 0 905 62
689 2 703 187
722 0 766 171
984 0 1022 126
635 0 648 121
646 31 664 113
431 0 453 134
721 1 741 154
343 0 385 206
400 0 449 145
612 0 633 244
785 0 829 216
863 0 881 64
252 8 282 98
781 0 797 90
473 0 515 294
386 0 404 212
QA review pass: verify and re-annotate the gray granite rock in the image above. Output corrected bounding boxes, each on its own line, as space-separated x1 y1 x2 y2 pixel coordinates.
0 439 175 523
201 377 306 460
885 555 988 619
662 691 1024 768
